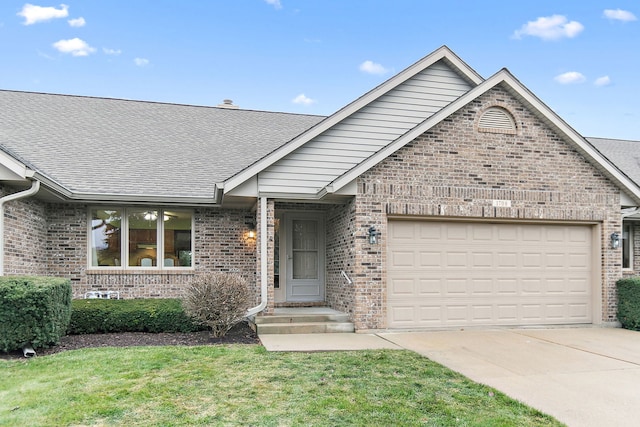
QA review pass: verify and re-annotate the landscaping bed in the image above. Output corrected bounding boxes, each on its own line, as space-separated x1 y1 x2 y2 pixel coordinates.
0 321 258 359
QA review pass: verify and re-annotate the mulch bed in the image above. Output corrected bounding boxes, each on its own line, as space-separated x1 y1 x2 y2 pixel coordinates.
0 321 260 360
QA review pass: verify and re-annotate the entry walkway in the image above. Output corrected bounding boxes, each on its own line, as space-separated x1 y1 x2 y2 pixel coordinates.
261 327 640 427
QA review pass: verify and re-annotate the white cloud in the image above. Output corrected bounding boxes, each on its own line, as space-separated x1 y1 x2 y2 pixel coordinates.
103 47 122 55
359 60 389 75
594 75 611 86
513 15 584 40
292 93 316 105
68 17 85 27
134 57 149 66
18 3 69 25
603 9 637 22
52 38 95 56
265 0 282 9
554 71 586 84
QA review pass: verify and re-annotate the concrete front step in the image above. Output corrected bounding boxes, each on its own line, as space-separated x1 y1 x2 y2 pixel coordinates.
257 321 355 335
254 307 355 335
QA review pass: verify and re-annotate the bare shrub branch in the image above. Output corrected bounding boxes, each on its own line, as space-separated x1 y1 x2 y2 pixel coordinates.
183 272 251 338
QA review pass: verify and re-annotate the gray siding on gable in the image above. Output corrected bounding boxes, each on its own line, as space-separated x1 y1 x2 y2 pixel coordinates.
259 61 473 195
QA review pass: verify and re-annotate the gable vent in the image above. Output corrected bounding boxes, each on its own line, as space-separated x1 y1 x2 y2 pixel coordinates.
478 107 516 134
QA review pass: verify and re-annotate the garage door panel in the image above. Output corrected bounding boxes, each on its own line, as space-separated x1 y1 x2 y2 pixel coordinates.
471 279 492 294
388 221 594 329
391 250 415 267
569 253 589 268
472 252 493 268
419 251 441 267
496 252 518 268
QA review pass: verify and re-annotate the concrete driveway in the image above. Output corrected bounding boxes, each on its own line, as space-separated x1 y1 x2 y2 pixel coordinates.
380 327 640 427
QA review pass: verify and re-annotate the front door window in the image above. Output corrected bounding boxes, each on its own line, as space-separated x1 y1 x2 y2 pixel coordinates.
292 219 319 279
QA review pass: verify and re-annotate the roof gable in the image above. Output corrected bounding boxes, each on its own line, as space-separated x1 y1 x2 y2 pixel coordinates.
257 59 476 197
325 69 640 204
222 46 483 195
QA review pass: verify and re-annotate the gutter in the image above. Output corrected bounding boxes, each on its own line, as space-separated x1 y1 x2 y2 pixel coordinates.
246 196 268 317
0 180 40 276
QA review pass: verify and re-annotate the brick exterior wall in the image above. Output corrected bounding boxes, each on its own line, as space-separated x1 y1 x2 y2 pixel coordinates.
351 86 622 330
45 204 257 299
2 184 48 276
325 198 357 315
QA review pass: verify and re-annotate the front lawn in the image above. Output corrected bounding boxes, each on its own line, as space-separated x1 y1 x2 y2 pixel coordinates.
0 345 562 426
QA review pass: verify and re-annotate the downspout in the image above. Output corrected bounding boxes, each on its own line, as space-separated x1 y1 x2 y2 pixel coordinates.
246 196 268 317
0 180 40 276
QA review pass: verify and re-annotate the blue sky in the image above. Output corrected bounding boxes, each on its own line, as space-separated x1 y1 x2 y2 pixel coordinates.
0 1 638 139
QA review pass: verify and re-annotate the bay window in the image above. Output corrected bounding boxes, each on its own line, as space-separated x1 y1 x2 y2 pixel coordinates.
90 208 193 268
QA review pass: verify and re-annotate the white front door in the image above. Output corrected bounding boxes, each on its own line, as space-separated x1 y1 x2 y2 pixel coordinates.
285 214 325 302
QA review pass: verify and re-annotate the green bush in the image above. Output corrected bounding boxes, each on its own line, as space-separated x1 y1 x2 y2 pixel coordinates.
68 298 205 334
0 276 72 352
617 277 640 330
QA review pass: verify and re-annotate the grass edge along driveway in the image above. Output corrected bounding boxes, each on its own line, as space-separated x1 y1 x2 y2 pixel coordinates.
0 345 563 426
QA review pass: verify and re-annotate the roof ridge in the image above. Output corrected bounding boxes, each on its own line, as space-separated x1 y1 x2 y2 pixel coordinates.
0 88 326 118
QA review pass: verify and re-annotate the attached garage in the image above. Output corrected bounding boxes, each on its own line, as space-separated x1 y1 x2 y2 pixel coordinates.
387 220 597 329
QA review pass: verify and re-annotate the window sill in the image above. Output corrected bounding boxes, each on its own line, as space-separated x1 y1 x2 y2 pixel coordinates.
86 268 195 275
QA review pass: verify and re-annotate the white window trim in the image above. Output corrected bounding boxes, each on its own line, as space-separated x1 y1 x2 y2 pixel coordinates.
623 222 634 271
87 207 194 270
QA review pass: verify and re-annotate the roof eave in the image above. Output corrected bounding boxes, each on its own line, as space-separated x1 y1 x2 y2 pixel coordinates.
32 172 219 206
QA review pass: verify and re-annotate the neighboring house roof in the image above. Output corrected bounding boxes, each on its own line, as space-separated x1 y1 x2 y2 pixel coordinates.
587 137 640 187
0 90 324 203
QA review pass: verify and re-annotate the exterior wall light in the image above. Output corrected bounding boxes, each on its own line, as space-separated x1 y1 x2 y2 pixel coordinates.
247 222 257 240
368 226 380 245
610 232 621 249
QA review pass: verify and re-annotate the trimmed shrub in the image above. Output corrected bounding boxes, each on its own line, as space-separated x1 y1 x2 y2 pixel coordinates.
0 276 72 352
617 277 640 330
183 272 251 338
68 298 205 334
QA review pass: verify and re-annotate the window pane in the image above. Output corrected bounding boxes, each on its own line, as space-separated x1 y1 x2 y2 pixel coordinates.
163 210 192 267
623 224 632 269
129 209 158 266
90 209 121 266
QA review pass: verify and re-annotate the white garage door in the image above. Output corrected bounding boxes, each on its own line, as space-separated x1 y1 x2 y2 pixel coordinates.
387 220 594 329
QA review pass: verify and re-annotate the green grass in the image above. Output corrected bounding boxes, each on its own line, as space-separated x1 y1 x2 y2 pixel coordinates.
0 345 563 426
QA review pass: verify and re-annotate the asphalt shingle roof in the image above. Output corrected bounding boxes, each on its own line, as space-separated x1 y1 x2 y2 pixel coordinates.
0 90 325 199
587 137 640 188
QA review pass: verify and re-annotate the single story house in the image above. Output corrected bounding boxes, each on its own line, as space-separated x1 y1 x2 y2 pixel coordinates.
1 46 638 331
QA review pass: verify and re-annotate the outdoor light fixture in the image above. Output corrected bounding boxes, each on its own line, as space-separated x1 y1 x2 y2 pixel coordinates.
368 226 380 245
610 232 621 249
247 222 257 239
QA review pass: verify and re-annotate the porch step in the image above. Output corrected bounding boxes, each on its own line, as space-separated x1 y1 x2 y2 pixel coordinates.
253 307 355 335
